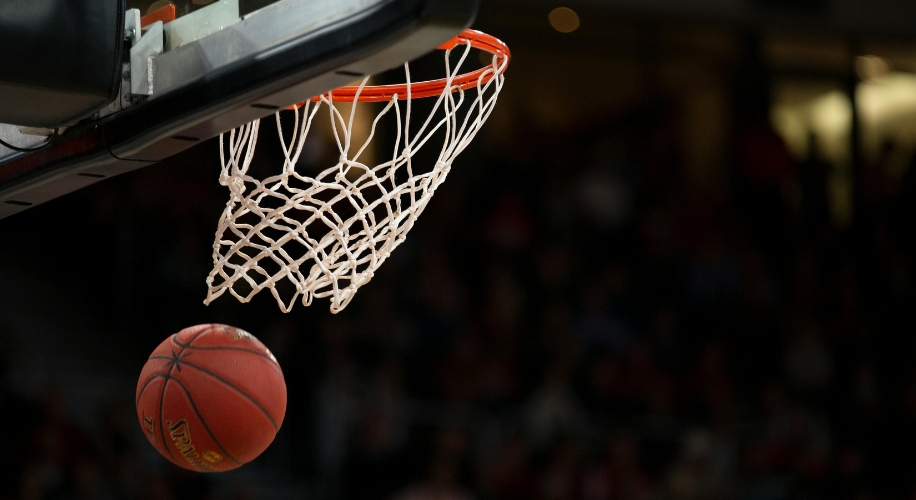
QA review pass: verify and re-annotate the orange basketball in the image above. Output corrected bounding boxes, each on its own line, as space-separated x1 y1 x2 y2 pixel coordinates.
136 324 287 472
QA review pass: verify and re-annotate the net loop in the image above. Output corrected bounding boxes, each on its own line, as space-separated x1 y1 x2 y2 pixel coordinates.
206 30 508 313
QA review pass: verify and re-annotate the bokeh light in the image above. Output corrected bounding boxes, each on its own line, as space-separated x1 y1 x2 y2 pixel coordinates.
549 7 580 33
856 55 891 82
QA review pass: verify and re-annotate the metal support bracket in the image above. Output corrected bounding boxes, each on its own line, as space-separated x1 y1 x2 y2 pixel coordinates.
125 8 141 46
130 21 164 97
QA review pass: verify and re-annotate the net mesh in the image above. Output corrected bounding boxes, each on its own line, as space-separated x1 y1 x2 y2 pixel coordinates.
205 41 506 313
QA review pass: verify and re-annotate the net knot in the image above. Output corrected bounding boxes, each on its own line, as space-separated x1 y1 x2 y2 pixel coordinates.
229 177 247 194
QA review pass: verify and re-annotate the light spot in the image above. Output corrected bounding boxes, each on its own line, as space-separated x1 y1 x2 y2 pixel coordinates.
549 7 580 33
855 55 890 82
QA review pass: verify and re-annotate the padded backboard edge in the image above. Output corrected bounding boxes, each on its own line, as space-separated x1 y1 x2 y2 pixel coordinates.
0 0 478 218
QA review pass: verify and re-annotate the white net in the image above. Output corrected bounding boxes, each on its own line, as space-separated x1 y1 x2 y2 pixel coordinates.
205 40 506 313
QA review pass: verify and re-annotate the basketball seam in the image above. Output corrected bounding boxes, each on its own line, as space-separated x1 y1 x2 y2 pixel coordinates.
178 346 283 372
169 377 244 467
171 332 282 370
170 325 225 349
145 328 212 466
153 347 281 373
148 353 281 379
136 373 167 405
159 378 178 463
174 359 281 432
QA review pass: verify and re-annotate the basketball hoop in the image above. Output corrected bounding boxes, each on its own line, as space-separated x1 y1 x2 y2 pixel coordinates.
205 29 510 313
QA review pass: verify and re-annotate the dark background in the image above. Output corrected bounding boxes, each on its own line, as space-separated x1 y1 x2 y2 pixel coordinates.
3 0 916 498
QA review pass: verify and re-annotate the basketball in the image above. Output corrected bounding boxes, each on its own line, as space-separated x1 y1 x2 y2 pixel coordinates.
135 324 287 472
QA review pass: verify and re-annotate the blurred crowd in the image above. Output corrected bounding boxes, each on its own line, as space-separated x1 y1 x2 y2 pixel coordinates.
3 59 916 500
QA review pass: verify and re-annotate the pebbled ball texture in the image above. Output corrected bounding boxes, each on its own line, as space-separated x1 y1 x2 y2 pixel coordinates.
136 324 287 472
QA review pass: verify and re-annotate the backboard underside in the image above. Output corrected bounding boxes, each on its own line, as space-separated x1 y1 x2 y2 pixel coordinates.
0 0 478 219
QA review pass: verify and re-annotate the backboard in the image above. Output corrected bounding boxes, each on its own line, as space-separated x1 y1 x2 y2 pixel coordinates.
0 0 479 218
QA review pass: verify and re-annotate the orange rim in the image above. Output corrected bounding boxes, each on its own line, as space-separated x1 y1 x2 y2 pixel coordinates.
140 4 177 28
299 29 510 105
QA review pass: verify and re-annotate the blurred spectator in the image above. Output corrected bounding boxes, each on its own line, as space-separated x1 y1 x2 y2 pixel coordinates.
394 457 474 500
526 355 588 451
3 22 916 500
